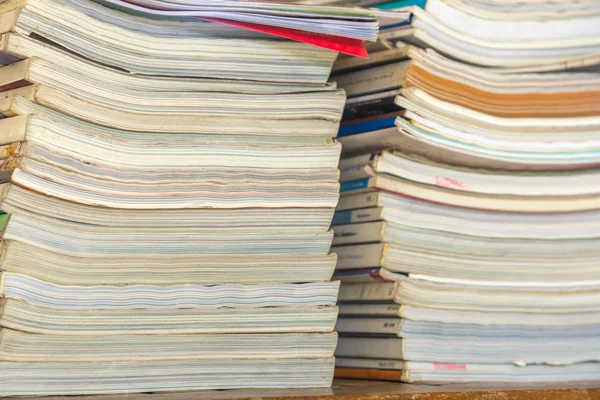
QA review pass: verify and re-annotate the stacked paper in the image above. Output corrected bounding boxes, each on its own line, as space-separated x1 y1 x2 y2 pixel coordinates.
330 0 600 384
0 0 378 396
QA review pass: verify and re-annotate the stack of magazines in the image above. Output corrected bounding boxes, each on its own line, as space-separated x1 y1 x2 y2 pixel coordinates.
0 0 378 396
330 0 600 384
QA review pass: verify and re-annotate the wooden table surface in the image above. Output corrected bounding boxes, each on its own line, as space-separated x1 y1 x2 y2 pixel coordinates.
14 379 600 400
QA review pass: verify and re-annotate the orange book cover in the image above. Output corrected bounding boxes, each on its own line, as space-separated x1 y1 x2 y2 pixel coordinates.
334 367 403 382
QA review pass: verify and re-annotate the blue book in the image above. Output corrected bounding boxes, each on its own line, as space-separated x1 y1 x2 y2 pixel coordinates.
338 115 398 137
340 177 375 193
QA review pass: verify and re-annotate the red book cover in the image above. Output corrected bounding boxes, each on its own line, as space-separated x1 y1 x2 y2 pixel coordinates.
202 18 368 58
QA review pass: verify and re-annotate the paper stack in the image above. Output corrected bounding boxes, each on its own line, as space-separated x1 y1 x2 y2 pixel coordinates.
330 0 600 384
0 0 377 396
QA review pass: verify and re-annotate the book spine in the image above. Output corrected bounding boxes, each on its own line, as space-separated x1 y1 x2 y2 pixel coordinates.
338 281 398 301
332 221 386 246
339 303 401 316
0 115 28 145
339 177 376 194
338 153 376 170
336 357 405 370
0 34 22 68
331 207 384 226
343 95 403 120
334 61 409 97
336 192 382 211
339 165 371 183
338 116 398 137
332 242 387 270
338 126 399 156
336 337 404 359
334 367 403 382
336 317 402 335
0 58 32 92
333 274 385 283
0 85 36 117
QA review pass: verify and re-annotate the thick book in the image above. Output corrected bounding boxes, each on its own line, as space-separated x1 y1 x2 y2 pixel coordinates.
339 169 600 213
0 0 343 83
0 84 342 138
336 317 600 339
338 303 600 327
0 329 338 362
335 336 600 365
0 357 336 395
0 272 340 310
395 88 600 171
379 2 600 68
338 279 600 314
1 241 337 286
0 212 336 257
0 299 339 335
332 195 600 240
339 150 600 196
0 114 342 174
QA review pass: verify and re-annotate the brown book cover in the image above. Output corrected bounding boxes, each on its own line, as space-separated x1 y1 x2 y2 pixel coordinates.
334 367 403 382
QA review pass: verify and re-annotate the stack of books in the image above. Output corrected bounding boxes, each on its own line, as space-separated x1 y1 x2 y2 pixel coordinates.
330 0 600 384
0 0 378 396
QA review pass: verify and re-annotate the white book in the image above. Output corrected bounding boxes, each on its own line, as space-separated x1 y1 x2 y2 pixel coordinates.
332 61 411 97
338 278 600 313
0 329 338 362
335 357 405 370
0 358 336 395
1 85 340 137
332 44 410 74
335 317 402 335
336 190 385 211
1 299 340 335
1 241 337 286
336 336 600 365
339 303 600 327
0 1 341 83
403 361 600 384
330 242 387 270
0 273 340 309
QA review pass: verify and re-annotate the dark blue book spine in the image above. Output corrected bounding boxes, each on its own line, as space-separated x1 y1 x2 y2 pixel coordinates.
338 116 397 137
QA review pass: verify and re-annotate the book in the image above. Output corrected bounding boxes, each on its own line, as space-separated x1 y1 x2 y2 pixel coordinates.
339 169 600 213
339 150 600 196
334 367 403 381
0 272 341 309
0 0 354 82
332 195 600 240
1 299 339 335
339 303 600 327
378 2 600 68
0 85 343 137
0 358 336 395
338 279 600 313
336 317 600 339
342 88 403 120
335 336 600 365
1 241 338 286
333 60 411 97
0 329 338 361
401 361 600 384
335 357 405 370
332 43 410 74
